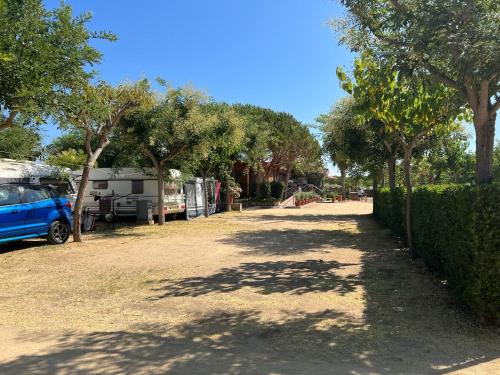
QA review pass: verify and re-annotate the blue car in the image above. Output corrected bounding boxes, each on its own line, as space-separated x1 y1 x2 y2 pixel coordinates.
0 183 73 245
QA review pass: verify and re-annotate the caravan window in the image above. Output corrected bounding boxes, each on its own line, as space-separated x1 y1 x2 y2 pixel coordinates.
92 181 108 190
132 180 144 194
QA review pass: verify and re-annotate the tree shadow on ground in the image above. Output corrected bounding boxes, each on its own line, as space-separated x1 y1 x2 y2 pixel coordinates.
148 259 360 299
218 228 357 255
0 306 497 374
0 239 49 254
1 213 498 374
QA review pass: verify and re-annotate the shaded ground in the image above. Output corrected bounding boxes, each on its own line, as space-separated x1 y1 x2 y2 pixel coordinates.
0 202 498 374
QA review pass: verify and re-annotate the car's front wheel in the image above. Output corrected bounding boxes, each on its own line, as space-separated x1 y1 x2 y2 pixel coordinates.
47 220 70 245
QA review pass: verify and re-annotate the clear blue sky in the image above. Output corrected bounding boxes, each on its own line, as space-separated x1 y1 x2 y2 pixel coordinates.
42 0 496 174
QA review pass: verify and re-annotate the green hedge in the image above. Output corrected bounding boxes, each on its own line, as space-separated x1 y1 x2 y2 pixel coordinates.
374 185 500 323
270 181 285 200
373 187 405 238
257 182 271 200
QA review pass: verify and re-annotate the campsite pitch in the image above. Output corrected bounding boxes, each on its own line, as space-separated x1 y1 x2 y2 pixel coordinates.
0 202 498 374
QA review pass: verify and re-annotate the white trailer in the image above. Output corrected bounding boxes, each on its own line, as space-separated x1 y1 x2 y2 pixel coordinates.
0 158 76 197
73 168 185 217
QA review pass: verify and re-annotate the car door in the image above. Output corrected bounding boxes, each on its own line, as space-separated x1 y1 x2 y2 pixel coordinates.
23 186 55 236
0 185 28 241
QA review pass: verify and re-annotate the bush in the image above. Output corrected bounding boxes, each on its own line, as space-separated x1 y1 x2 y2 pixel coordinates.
270 181 285 200
249 182 258 198
374 184 500 323
373 188 405 237
257 182 271 200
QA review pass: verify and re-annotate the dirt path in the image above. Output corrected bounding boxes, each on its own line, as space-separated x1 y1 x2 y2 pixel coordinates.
0 202 498 374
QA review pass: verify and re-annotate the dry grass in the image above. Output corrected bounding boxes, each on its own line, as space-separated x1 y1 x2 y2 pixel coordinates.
0 202 498 374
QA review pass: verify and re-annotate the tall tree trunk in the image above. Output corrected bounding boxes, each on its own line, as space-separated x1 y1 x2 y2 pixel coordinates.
202 171 209 218
340 167 346 198
73 163 92 242
372 171 380 193
225 179 231 211
474 110 496 184
246 169 250 198
284 166 292 190
403 147 415 256
388 156 397 192
157 168 165 225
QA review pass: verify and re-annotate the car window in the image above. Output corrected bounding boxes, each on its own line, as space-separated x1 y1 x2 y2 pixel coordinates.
24 187 51 203
0 185 21 206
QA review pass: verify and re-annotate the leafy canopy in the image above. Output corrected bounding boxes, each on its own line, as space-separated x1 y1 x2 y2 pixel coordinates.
0 0 115 128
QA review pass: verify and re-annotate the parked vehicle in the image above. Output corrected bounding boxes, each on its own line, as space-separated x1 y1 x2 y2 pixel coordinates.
0 183 73 244
73 168 186 218
0 159 76 200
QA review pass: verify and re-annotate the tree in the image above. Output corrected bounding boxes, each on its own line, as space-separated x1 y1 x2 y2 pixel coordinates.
0 0 114 129
318 97 367 197
0 124 42 160
337 0 500 183
46 149 87 170
195 103 245 217
46 129 146 169
338 54 463 254
413 126 474 184
122 85 215 225
55 80 152 242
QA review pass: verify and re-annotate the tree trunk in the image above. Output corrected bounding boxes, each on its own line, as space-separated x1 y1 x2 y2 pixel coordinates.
225 179 231 212
202 171 209 218
157 168 165 225
388 156 397 192
340 167 346 198
403 147 415 256
372 171 379 193
474 110 496 184
284 167 292 189
72 163 92 242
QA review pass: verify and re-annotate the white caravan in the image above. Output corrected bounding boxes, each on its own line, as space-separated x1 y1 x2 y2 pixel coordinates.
73 168 185 217
0 158 76 197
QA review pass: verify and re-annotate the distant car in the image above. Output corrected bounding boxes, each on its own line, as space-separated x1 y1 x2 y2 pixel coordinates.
0 183 73 245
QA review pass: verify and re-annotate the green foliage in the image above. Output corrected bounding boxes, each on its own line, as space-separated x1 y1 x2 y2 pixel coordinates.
122 84 214 173
249 182 258 198
373 188 405 237
0 125 42 160
493 142 500 183
0 0 115 128
234 104 323 179
336 0 499 183
257 182 271 200
195 103 245 178
45 129 144 168
375 185 500 323
294 191 318 201
46 148 87 170
337 0 499 97
270 181 285 200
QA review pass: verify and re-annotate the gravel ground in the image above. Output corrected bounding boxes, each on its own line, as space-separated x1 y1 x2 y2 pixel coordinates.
0 202 498 374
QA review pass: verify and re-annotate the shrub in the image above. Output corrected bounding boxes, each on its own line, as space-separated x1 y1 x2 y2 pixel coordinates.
374 184 500 323
249 182 258 198
270 181 285 200
257 182 271 200
373 188 405 237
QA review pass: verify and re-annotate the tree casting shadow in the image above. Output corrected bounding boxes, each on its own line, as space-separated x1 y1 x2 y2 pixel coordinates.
148 259 360 299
